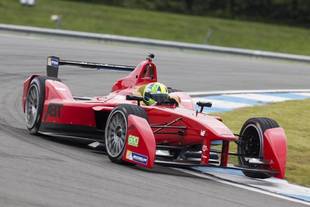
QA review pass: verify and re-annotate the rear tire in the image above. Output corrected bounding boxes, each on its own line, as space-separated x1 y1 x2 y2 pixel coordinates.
104 104 147 163
238 117 279 179
25 77 45 134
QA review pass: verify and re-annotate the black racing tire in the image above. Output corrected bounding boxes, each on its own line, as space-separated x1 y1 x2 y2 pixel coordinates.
238 117 279 179
104 104 147 163
25 77 45 134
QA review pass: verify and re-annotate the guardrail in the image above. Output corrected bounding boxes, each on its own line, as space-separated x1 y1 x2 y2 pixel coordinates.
1 23 310 63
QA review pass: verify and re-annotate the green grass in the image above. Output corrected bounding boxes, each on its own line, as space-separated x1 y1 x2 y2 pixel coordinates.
1 0 310 55
216 99 310 187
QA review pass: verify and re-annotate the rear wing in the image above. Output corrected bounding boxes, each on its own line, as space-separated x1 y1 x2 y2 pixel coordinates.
46 56 135 78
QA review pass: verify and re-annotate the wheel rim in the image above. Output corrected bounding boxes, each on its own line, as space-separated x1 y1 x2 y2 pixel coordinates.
240 124 263 164
25 84 39 128
105 111 127 158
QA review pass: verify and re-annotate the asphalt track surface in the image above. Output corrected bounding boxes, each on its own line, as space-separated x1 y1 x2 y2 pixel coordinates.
0 32 309 207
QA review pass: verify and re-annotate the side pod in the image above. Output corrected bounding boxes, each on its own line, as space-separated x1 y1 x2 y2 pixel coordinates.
263 127 287 178
122 115 156 168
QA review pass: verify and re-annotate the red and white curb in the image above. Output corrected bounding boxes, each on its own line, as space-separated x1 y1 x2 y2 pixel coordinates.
189 89 310 113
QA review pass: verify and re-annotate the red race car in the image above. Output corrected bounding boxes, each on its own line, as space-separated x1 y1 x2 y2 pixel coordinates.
22 54 287 179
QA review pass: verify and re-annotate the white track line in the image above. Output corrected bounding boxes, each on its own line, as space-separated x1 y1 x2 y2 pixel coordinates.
188 89 310 97
226 93 291 102
175 168 310 206
295 93 310 97
192 97 251 109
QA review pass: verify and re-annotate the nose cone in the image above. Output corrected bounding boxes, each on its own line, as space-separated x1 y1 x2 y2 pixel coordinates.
197 113 236 141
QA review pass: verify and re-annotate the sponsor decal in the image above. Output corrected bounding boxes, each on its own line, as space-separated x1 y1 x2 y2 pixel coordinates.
202 145 208 152
126 150 133 160
44 103 63 121
202 155 208 159
47 58 52 66
200 130 206 136
128 135 139 147
55 87 66 91
47 57 59 67
125 150 148 165
132 152 148 165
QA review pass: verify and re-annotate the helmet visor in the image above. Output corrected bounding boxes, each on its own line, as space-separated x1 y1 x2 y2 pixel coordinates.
149 93 169 104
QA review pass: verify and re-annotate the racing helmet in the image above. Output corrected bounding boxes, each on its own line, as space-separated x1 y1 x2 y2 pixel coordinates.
143 82 169 105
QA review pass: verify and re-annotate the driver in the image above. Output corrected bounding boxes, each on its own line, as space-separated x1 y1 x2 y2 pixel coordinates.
142 82 169 106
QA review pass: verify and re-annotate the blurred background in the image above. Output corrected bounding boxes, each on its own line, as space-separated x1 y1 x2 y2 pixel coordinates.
0 0 309 55
73 0 310 25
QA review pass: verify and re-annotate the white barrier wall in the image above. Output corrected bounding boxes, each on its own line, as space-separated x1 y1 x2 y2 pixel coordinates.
20 0 36 6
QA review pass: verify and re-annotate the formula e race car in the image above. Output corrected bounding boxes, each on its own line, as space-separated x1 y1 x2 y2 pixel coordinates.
22 54 287 179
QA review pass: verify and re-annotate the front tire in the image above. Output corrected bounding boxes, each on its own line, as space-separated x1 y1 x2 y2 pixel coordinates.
25 77 45 134
238 117 279 179
104 104 147 163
